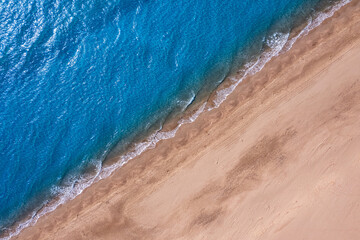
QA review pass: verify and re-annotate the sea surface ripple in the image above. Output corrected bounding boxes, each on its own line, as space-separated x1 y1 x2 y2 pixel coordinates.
0 0 347 237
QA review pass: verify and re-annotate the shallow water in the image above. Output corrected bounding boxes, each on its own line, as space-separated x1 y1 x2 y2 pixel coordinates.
0 0 345 235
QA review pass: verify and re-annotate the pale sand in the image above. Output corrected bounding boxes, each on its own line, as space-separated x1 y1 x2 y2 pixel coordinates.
15 1 360 239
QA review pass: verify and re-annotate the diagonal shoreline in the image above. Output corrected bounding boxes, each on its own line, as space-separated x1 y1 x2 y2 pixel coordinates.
10 0 360 239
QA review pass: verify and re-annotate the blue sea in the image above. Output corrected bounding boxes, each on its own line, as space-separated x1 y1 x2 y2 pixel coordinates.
0 0 347 236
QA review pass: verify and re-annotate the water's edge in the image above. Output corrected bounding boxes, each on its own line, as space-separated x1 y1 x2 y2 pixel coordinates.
1 0 351 239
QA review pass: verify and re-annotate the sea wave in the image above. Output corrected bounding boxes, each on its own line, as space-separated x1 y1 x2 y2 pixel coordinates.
1 0 351 239
211 0 351 109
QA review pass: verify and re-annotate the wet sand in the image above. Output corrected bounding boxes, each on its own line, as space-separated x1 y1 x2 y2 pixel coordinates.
15 1 360 239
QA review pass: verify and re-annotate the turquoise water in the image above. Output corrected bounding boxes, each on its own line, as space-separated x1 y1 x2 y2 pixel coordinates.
0 0 340 233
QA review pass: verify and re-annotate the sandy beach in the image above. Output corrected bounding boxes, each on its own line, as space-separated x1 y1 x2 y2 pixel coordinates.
13 1 360 239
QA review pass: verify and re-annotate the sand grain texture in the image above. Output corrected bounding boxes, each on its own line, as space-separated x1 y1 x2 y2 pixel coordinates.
15 1 360 239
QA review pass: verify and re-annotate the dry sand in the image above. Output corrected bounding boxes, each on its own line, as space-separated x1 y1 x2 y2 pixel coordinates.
14 1 360 239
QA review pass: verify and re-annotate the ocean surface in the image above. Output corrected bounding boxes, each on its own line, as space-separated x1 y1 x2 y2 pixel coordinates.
0 0 348 237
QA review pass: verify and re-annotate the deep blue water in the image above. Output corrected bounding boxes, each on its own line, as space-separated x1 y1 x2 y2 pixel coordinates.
0 0 334 231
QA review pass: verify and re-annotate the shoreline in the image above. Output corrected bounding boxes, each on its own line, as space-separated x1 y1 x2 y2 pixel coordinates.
6 0 360 239
0 1 347 238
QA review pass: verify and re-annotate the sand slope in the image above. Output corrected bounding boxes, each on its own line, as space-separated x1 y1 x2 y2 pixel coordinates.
15 1 360 239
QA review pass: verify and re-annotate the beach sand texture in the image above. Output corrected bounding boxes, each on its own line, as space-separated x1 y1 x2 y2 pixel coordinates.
15 1 360 239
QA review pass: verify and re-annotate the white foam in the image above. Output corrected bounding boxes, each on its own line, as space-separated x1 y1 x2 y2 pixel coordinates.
210 31 289 110
283 0 351 52
210 0 351 110
1 1 352 239
98 101 207 180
